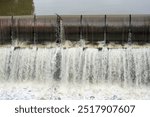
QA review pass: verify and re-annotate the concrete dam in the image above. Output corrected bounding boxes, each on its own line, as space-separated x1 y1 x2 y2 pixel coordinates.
0 14 150 99
0 15 150 45
0 14 150 87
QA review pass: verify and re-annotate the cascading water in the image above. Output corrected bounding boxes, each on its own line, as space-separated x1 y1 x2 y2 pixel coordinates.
0 47 150 100
0 47 150 86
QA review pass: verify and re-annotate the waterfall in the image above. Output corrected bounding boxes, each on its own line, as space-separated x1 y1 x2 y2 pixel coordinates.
0 47 150 86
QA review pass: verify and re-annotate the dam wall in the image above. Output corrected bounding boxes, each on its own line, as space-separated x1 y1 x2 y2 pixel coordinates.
0 15 150 45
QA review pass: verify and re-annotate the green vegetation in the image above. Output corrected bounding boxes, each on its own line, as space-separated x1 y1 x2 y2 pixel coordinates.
0 0 34 16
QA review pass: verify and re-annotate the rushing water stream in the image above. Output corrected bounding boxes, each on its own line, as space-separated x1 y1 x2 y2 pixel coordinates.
0 47 150 100
0 47 150 86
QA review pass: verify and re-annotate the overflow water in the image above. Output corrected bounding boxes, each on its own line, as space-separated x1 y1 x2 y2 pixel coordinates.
0 47 150 100
0 47 150 87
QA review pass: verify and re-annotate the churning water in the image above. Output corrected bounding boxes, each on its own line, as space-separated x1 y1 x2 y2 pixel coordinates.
0 47 150 99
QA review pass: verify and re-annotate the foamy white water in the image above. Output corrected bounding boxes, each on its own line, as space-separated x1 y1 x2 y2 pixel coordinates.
0 47 150 99
1 82 150 100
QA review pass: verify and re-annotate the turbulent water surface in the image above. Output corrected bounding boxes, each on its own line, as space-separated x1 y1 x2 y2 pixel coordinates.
0 47 150 99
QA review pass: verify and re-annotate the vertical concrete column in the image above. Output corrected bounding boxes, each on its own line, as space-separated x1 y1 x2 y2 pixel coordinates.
33 15 36 44
11 16 14 44
56 14 62 44
80 15 83 40
104 15 107 44
148 24 150 42
128 14 132 44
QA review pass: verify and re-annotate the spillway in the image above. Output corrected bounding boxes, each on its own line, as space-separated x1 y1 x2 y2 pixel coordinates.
0 15 150 45
0 14 150 100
